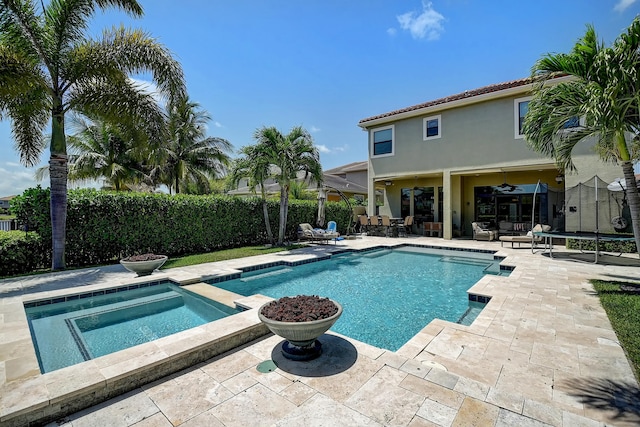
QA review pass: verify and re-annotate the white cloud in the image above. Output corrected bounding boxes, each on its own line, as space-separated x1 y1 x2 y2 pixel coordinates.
387 28 397 36
0 164 41 196
315 144 331 153
310 126 321 133
397 1 445 41
129 78 165 105
213 121 222 128
614 0 637 12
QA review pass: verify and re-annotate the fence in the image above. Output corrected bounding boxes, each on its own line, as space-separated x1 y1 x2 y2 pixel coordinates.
0 220 15 232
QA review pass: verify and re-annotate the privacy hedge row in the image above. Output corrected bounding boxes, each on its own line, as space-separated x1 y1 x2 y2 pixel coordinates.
0 231 49 277
2 187 351 276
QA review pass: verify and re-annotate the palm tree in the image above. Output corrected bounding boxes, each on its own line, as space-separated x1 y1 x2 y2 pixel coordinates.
70 116 152 190
229 145 275 245
252 126 323 245
0 0 186 270
155 97 232 194
523 17 640 254
289 180 315 200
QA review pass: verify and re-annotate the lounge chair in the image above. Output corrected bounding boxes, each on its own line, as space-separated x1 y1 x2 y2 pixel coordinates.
471 222 497 241
499 224 550 247
298 223 340 244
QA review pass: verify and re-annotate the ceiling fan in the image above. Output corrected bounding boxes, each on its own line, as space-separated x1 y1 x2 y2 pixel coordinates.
497 172 517 192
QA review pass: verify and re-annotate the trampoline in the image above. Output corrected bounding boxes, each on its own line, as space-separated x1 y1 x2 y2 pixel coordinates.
533 231 635 264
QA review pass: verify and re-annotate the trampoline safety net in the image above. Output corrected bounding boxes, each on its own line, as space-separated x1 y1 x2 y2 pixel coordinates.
563 175 633 234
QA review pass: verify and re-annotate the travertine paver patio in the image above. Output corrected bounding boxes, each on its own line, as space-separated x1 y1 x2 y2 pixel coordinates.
1 235 640 426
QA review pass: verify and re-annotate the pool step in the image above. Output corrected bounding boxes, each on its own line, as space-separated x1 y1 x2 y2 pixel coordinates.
440 256 491 267
240 267 292 282
182 282 243 309
362 249 392 258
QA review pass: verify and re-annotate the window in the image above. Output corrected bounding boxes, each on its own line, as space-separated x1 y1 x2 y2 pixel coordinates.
371 125 394 157
423 115 441 140
514 97 531 139
414 187 434 221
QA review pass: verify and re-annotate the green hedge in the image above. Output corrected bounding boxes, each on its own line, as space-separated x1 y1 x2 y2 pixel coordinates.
0 231 49 276
2 188 351 277
567 238 637 253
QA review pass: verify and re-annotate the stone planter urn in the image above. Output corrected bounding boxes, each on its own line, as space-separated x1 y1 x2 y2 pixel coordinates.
120 254 168 276
258 295 342 361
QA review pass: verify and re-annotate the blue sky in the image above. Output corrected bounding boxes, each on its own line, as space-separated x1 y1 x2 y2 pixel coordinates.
1 0 639 196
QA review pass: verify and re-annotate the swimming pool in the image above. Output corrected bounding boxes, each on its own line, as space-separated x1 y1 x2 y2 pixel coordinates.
25 281 239 373
211 246 509 351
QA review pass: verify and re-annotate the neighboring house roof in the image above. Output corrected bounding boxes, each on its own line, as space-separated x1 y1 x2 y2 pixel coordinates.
323 161 368 175
228 162 369 196
0 195 16 202
322 174 367 194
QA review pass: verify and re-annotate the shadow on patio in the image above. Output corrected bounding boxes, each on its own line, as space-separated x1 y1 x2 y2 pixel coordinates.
563 377 640 425
269 334 358 377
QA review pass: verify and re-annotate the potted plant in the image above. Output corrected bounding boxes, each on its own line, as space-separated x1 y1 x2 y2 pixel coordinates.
258 295 342 361
120 253 168 276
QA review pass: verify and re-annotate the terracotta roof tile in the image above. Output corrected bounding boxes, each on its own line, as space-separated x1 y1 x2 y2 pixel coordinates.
358 77 534 125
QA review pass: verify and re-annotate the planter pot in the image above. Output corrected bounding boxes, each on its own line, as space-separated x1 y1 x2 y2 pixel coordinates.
258 299 342 361
120 255 168 276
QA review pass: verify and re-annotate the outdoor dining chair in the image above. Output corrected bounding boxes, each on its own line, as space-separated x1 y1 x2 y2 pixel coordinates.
358 215 370 234
381 215 393 237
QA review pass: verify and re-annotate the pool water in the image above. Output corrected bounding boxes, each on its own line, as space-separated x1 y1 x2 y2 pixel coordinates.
25 282 239 373
213 246 507 351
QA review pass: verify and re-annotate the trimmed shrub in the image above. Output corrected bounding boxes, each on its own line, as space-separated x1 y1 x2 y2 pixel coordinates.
567 237 636 254
0 231 49 276
2 188 352 276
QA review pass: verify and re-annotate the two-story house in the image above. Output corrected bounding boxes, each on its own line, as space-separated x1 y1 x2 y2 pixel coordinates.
358 76 621 239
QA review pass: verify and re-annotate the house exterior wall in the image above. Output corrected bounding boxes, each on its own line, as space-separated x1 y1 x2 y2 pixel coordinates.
360 78 620 239
369 97 554 178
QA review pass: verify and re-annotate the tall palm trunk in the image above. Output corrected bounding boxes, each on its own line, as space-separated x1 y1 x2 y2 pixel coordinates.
50 99 68 270
621 161 640 256
261 187 274 245
277 185 289 245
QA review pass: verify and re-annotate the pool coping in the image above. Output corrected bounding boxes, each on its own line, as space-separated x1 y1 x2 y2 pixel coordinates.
1 242 513 426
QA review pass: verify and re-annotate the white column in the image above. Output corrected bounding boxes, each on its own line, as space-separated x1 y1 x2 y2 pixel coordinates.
443 170 452 239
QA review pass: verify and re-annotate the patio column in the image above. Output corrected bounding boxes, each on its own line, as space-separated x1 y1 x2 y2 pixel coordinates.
443 170 452 239
367 163 375 217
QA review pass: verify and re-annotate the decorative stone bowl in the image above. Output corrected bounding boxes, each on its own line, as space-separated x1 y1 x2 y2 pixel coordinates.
120 255 168 276
258 296 342 361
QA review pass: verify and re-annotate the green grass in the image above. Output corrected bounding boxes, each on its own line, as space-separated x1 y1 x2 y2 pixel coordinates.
591 279 640 381
0 215 14 220
161 244 306 269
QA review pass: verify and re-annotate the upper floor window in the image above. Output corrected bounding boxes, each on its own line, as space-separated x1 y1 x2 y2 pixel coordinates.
514 96 531 139
423 115 441 140
371 125 394 157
